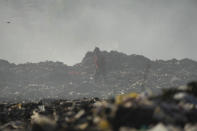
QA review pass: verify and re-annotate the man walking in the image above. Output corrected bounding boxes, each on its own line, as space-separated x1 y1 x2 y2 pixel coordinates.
93 47 106 83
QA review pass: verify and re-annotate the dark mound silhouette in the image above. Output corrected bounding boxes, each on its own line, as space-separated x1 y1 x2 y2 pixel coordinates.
0 48 197 101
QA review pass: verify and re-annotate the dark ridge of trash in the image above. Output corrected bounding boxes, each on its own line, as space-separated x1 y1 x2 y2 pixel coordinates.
0 48 197 101
1 81 197 131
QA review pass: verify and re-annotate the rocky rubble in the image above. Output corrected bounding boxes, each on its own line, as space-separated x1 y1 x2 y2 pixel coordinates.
1 81 197 131
0 48 197 101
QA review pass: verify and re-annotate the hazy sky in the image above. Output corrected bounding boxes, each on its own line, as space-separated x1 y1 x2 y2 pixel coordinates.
0 0 197 65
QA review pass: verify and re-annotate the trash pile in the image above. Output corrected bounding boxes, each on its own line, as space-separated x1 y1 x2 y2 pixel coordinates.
1 48 197 101
1 81 197 131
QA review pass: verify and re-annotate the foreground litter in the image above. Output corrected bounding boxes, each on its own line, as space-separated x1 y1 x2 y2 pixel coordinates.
1 82 197 131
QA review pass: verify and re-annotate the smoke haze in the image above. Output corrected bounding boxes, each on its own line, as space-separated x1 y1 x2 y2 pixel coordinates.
0 0 197 65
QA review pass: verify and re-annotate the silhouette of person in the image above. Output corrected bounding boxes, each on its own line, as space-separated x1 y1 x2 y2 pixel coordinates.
93 47 106 82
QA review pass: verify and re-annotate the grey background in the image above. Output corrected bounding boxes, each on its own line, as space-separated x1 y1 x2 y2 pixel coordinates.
0 0 197 65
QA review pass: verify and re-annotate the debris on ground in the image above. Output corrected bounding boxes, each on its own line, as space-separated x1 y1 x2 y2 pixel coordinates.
1 81 197 131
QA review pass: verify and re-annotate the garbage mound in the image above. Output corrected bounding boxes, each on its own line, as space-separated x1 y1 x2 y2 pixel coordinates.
1 48 197 101
1 81 197 131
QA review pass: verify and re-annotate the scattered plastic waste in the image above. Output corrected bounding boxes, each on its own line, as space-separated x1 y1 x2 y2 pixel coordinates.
0 82 197 131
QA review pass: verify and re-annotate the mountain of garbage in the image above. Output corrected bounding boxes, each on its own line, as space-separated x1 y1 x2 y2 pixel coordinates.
0 48 197 101
1 81 197 131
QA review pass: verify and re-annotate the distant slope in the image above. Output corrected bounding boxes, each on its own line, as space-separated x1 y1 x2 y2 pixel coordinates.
0 48 197 101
